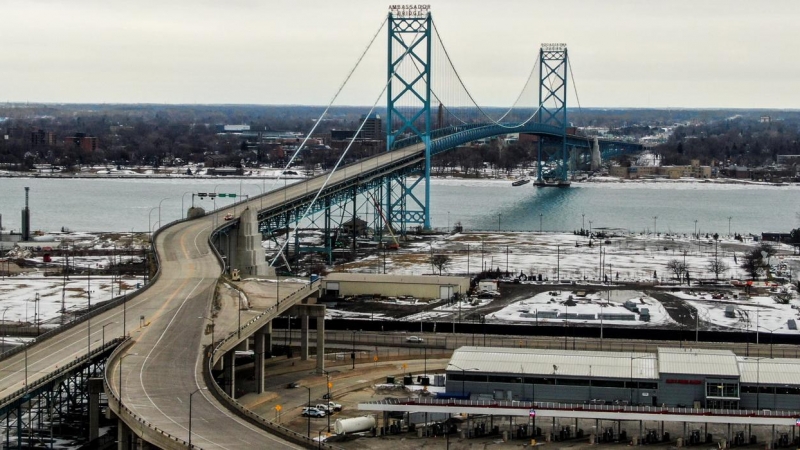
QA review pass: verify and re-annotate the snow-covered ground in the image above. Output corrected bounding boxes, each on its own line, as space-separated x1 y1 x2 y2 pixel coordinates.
491 290 676 327
1 231 147 326
330 231 798 328
673 290 800 335
340 231 798 285
0 274 143 326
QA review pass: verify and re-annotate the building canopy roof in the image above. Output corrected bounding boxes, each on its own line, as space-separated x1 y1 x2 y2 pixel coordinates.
447 347 658 380
657 348 740 378
324 273 469 286
737 357 800 385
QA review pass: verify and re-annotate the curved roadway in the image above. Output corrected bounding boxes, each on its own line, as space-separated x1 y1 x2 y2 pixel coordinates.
0 143 425 448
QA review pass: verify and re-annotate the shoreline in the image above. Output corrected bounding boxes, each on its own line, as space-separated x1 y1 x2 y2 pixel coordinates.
0 171 797 187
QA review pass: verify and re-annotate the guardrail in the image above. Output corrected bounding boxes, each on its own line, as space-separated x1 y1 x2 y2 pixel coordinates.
0 336 124 416
0 213 183 364
378 397 800 419
105 337 194 450
212 281 320 361
204 229 344 449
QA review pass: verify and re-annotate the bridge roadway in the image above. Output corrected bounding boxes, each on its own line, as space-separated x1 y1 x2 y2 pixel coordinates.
0 143 426 449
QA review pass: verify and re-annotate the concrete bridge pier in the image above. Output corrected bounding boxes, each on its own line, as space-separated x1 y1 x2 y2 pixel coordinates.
289 304 326 374
253 321 272 394
88 378 103 441
300 316 309 360
117 420 132 450
223 351 236 397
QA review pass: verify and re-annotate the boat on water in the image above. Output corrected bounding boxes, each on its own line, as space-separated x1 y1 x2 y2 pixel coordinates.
512 178 530 187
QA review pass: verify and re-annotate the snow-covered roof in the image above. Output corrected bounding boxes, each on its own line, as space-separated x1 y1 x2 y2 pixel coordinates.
737 357 800 385
324 273 468 286
657 348 739 377
447 347 658 380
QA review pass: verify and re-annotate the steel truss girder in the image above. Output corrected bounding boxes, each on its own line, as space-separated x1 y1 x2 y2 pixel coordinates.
0 339 120 448
252 157 424 262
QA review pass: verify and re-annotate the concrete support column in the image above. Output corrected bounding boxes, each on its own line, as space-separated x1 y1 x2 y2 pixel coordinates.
117 418 132 450
88 378 103 441
300 315 309 361
254 321 272 394
316 316 325 374
235 340 248 352
223 351 236 397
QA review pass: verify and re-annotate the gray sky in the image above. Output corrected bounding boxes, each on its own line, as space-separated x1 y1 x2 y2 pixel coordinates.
3 0 798 108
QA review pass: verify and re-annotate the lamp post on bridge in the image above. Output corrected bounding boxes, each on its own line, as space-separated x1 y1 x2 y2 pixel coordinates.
158 197 170 230
181 191 193 219
1 306 10 351
188 387 208 448
101 321 115 348
118 352 138 411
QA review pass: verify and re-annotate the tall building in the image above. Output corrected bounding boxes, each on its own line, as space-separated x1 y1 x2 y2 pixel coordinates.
31 129 56 147
64 133 98 151
360 114 382 141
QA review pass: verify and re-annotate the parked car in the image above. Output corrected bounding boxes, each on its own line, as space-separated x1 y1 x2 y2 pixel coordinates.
286 382 300 389
406 336 425 343
325 401 342 412
301 407 326 418
314 404 332 415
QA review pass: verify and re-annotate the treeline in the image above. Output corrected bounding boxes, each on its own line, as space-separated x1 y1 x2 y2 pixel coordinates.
654 116 800 167
3 104 800 172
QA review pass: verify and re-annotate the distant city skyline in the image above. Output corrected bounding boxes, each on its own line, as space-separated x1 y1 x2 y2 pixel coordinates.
3 0 799 108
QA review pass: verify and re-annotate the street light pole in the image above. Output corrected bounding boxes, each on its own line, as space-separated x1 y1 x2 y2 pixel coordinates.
351 331 356 370
304 386 311 437
728 216 732 237
181 191 193 219
101 322 115 349
324 370 332 432
449 364 478 397
1 306 10 351
157 197 170 232
188 387 208 448
118 353 138 410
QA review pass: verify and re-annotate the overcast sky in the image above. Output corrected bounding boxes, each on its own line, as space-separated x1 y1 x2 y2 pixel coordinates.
3 0 799 108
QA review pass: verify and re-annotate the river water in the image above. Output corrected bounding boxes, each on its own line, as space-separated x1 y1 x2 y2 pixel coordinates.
0 177 798 236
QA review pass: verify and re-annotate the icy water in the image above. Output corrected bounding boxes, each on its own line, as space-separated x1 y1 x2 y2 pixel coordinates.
0 177 798 235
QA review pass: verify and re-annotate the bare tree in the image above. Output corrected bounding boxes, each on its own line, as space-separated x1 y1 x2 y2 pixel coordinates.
431 254 450 275
666 259 686 281
707 258 730 281
740 248 765 280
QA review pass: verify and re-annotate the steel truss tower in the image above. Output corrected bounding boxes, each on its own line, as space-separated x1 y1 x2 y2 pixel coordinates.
536 43 570 183
386 6 432 230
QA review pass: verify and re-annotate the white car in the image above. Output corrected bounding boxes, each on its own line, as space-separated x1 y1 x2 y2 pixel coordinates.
406 336 425 343
301 407 326 418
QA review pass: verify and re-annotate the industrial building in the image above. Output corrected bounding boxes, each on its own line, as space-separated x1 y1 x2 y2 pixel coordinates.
445 346 800 411
322 273 469 301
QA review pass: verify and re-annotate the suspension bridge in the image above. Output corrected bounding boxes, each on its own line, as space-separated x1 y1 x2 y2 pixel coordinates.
0 6 642 449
